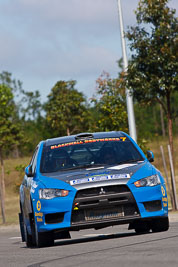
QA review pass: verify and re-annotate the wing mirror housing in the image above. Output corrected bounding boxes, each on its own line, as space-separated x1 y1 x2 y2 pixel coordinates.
146 150 154 162
25 165 33 177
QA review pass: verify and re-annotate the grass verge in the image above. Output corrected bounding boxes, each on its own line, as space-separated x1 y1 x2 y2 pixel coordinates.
0 157 30 225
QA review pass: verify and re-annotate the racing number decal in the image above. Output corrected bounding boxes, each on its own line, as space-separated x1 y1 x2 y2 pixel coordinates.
36 200 41 211
120 137 126 141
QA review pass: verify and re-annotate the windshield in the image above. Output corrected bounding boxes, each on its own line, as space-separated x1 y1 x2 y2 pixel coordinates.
40 137 144 173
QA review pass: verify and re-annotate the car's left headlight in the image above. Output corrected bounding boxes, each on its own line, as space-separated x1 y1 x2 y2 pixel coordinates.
134 174 161 187
39 188 69 199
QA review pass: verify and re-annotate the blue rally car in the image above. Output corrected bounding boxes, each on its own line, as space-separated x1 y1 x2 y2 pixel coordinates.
19 131 169 247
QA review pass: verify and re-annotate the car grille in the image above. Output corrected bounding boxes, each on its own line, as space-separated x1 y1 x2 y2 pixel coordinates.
76 185 129 197
71 185 140 225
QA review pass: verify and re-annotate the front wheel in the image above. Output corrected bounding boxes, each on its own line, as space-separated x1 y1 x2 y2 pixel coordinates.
134 221 150 234
21 208 34 248
22 213 34 247
151 217 169 232
24 224 34 248
34 220 54 248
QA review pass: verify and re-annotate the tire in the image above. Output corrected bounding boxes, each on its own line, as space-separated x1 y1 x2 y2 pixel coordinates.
134 221 150 234
56 231 71 239
34 220 54 248
19 211 25 242
23 217 34 247
30 201 54 248
151 217 169 232
24 225 34 247
21 208 34 248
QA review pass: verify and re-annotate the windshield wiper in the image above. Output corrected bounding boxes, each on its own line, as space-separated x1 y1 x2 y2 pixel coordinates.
42 164 105 173
64 163 105 170
117 159 143 165
79 164 105 169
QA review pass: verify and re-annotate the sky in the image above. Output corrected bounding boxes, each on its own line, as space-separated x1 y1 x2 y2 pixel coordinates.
0 0 177 102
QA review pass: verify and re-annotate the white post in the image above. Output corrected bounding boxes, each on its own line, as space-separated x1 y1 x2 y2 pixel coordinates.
117 0 137 142
168 145 178 210
160 145 174 209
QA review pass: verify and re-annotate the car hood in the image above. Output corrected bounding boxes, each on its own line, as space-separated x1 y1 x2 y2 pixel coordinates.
41 161 154 190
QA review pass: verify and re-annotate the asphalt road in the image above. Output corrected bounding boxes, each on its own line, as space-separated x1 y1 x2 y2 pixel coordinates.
0 215 178 267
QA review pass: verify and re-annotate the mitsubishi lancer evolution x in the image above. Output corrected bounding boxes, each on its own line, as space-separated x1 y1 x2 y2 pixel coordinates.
19 131 169 247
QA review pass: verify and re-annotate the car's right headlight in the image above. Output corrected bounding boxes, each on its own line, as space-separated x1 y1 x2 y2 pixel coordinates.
39 188 69 199
134 174 161 187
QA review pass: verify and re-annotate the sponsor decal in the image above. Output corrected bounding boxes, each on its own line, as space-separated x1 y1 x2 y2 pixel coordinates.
161 186 167 207
37 217 43 222
35 212 43 222
161 186 166 197
162 197 168 207
86 171 109 177
36 200 41 211
35 212 43 217
30 188 35 193
70 173 130 185
31 181 38 194
51 137 127 150
31 181 38 188
162 197 168 202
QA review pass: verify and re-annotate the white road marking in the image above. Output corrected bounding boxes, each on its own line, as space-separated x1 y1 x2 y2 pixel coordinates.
9 237 21 240
83 233 113 237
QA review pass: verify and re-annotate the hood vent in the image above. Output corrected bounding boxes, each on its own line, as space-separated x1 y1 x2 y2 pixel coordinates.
75 133 94 140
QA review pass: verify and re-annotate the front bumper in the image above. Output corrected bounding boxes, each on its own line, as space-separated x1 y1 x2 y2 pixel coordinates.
33 182 168 233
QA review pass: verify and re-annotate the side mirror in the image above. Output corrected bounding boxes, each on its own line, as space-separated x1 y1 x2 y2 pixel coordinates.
147 150 154 162
25 165 33 177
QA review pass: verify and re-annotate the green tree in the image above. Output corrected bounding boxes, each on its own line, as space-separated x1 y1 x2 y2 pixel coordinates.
91 71 128 132
0 84 23 223
0 71 48 154
20 90 42 121
0 71 23 124
126 0 178 157
134 102 167 139
0 71 23 94
45 80 90 136
171 91 178 135
19 90 46 154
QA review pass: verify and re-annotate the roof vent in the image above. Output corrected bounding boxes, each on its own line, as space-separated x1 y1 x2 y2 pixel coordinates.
75 133 94 140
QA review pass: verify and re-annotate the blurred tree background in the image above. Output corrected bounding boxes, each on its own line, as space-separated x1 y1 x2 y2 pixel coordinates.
0 0 177 223
0 0 177 158
126 0 178 158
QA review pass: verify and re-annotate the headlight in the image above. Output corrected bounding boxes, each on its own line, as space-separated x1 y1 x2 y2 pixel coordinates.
39 189 69 199
134 174 161 187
